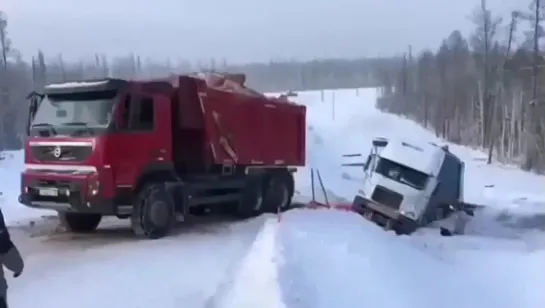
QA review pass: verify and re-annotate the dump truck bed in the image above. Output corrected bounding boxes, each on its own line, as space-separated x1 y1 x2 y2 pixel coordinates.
172 73 306 167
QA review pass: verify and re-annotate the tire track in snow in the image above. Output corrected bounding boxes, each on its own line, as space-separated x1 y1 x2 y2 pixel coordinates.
208 217 285 308
276 214 320 308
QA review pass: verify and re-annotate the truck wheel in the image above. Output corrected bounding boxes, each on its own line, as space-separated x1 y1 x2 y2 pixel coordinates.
234 176 264 219
263 170 294 213
131 183 175 239
58 212 102 233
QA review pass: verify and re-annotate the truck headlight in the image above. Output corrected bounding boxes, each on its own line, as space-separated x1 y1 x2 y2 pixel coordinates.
88 174 100 196
402 211 416 219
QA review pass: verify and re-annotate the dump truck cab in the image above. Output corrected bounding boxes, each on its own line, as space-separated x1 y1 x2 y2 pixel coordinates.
20 78 173 217
346 137 465 234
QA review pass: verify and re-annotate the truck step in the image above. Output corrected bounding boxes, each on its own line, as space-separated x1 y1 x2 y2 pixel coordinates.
187 193 240 207
169 178 245 191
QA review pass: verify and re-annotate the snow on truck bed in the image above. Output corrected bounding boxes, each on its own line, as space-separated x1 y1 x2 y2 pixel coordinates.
1 87 544 308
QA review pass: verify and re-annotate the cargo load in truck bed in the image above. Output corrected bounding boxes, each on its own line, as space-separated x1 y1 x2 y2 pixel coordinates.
165 72 306 169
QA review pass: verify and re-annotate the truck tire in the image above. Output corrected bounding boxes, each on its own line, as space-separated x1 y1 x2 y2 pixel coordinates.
440 227 453 236
234 175 264 219
58 212 102 233
131 183 175 239
263 170 294 213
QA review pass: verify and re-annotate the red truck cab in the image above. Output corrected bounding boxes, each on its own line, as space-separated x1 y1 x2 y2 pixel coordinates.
21 80 131 214
20 74 306 239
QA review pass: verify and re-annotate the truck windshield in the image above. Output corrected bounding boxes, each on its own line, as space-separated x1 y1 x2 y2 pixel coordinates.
31 90 116 130
375 158 429 190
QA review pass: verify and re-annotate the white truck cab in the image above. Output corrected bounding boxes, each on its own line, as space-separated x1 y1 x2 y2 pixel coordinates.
346 137 466 234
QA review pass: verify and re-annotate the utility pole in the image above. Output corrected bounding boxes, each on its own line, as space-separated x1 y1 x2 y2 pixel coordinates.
331 92 336 121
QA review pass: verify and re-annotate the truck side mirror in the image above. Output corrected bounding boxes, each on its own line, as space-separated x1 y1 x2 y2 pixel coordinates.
372 138 388 147
26 92 44 136
363 155 372 171
113 96 131 131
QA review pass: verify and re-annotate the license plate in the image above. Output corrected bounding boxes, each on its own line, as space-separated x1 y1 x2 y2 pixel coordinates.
39 188 58 197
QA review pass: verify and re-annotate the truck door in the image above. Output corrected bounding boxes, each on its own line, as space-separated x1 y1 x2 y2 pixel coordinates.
108 92 172 192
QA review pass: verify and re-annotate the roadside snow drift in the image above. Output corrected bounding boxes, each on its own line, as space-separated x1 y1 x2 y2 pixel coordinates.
217 218 284 308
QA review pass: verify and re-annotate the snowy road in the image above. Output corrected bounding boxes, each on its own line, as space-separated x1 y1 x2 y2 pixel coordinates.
8 215 268 308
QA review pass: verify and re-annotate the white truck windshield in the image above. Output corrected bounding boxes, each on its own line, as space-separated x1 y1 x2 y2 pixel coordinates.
375 158 429 190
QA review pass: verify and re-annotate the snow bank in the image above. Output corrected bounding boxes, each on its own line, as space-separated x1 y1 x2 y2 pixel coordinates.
277 209 544 308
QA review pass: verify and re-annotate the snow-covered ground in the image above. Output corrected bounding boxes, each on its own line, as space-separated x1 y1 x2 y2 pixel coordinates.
0 87 544 307
0 151 55 226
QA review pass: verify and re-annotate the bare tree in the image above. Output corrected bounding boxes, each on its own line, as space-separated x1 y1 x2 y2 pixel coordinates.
487 11 519 164
377 0 545 172
0 11 11 150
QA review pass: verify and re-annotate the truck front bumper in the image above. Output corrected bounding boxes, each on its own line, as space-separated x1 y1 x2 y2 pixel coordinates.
351 195 419 234
18 192 116 214
19 171 118 215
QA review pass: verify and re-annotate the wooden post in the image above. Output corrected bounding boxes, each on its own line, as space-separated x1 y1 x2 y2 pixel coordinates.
331 92 336 121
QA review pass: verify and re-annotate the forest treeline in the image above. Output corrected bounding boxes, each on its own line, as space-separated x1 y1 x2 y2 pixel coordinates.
0 11 392 151
377 0 545 172
6 1 545 173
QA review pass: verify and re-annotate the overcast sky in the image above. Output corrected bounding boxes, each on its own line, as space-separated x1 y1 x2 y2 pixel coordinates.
3 0 525 64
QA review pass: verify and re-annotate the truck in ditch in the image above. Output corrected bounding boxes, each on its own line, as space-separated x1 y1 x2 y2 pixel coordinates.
343 137 474 235
19 73 306 239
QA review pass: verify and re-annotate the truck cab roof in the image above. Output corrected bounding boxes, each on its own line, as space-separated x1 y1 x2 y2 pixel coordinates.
44 79 127 95
378 139 446 176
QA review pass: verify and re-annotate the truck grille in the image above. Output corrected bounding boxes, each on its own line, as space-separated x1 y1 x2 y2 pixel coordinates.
371 185 403 210
34 179 73 189
31 145 93 162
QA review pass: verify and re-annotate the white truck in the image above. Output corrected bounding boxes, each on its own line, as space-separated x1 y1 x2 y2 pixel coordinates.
344 137 474 235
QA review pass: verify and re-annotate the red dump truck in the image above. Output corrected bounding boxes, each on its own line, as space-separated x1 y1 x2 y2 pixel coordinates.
19 73 306 239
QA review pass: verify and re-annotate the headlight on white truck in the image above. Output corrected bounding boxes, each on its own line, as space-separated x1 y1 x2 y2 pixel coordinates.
401 211 416 219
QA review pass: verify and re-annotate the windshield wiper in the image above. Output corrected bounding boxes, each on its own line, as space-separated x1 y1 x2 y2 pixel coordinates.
32 123 54 128
398 177 423 190
31 123 57 136
61 122 95 136
61 122 90 126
